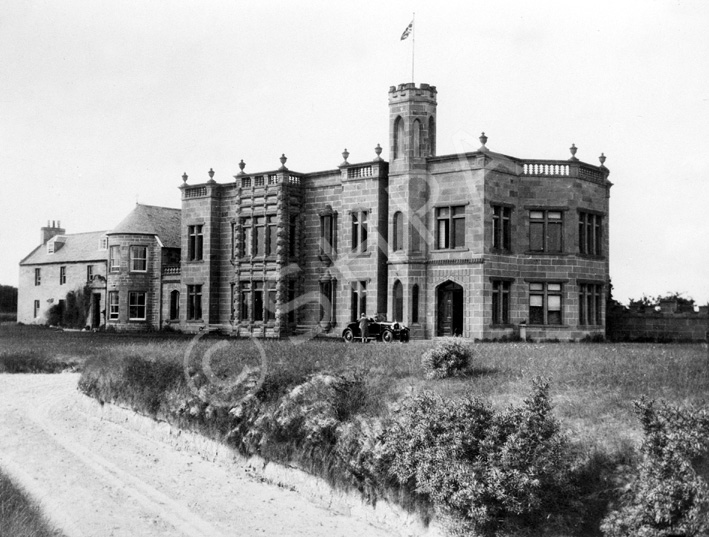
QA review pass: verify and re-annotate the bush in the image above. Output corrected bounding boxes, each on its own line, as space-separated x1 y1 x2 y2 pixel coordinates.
601 398 709 537
382 379 577 536
420 338 473 379
0 350 76 373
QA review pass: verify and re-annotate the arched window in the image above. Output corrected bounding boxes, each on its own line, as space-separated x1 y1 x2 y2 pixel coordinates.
412 284 419 323
393 211 404 251
393 280 403 322
428 116 436 156
412 119 421 157
169 290 180 320
393 116 404 159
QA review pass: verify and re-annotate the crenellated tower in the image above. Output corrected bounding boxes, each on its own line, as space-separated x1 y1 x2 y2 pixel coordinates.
388 83 437 174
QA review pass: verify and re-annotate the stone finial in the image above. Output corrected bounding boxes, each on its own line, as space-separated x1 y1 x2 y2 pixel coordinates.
341 148 350 165
374 143 382 160
479 132 489 152
279 153 288 171
208 168 215 182
182 172 188 183
599 153 607 167
569 144 579 161
238 159 246 174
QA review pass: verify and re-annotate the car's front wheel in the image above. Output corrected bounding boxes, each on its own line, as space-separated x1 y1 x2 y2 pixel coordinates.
343 329 354 343
382 330 394 343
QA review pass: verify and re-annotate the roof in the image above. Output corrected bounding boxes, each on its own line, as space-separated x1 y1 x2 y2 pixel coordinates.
108 204 182 248
20 231 109 266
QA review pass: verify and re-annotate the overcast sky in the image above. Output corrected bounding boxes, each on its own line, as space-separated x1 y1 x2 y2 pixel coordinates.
2 0 707 305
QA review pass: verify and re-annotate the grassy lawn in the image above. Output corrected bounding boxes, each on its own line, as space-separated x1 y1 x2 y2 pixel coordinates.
0 470 64 537
3 323 707 452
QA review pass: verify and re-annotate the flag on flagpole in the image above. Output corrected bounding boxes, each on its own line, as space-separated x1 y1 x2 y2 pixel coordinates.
400 20 413 40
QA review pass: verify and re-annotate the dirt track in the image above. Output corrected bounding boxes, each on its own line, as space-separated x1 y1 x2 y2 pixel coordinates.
0 374 394 537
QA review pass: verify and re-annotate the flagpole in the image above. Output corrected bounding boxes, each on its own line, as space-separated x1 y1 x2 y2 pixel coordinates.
411 12 415 84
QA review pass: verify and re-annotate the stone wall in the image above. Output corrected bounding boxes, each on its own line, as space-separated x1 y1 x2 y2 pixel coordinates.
608 309 709 342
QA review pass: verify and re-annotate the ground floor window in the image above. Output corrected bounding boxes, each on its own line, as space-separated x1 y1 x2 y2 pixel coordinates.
350 281 367 321
240 281 276 323
393 280 403 321
411 284 419 323
187 285 202 320
169 290 180 320
529 282 562 325
491 280 511 325
320 280 336 324
33 300 40 318
128 292 146 321
108 292 119 320
579 283 603 326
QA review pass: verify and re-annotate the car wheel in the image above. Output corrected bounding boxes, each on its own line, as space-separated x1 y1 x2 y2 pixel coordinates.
343 329 354 343
382 330 394 343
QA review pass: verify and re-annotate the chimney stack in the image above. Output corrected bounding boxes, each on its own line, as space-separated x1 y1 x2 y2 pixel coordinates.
40 220 66 244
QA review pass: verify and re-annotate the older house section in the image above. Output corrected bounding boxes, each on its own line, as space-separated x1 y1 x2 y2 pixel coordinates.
18 221 109 327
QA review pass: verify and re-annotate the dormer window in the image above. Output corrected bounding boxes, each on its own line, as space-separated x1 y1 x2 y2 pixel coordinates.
46 236 66 254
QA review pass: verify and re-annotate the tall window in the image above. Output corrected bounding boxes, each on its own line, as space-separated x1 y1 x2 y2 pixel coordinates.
254 216 266 257
288 280 297 323
579 212 603 256
428 116 436 156
169 290 180 320
267 216 278 256
351 211 368 252
34 268 41 286
108 292 119 320
241 217 252 257
579 283 603 326
86 265 94 282
109 245 121 272
529 210 562 253
492 205 511 251
33 300 40 318
393 280 403 321
241 282 251 321
393 211 404 251
130 246 147 272
59 266 66 285
187 285 202 320
254 282 264 321
412 119 421 157
393 116 404 159
436 206 465 249
320 213 335 256
230 284 235 321
289 214 297 257
491 280 511 325
266 282 277 321
529 282 562 325
188 225 203 261
350 281 367 321
320 280 336 324
411 284 420 323
128 292 146 320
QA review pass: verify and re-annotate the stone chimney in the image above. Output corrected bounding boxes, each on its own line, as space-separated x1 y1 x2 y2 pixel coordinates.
40 220 66 244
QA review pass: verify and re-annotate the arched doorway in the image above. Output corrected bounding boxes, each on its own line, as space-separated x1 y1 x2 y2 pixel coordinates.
437 281 463 336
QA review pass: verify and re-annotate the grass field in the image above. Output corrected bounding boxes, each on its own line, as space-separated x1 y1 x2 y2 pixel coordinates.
0 469 64 537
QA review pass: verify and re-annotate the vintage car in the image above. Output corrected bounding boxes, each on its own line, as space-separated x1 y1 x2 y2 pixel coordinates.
342 317 410 343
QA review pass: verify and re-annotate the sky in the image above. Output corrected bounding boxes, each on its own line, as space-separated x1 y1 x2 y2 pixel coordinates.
2 0 708 305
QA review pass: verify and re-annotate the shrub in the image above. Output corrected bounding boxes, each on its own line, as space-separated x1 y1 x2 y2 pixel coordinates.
601 398 709 537
382 379 577 536
0 350 75 373
420 338 473 379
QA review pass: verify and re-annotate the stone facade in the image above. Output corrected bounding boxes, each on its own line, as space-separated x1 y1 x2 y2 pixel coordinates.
176 82 612 341
18 224 108 326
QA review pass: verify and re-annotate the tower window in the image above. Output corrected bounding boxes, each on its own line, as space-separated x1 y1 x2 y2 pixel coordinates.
188 225 204 261
393 116 404 159
393 211 404 251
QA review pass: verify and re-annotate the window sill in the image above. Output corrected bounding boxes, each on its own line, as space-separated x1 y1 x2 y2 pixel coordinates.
351 251 372 258
526 324 569 328
489 323 515 328
490 248 512 254
186 259 205 264
577 254 605 260
524 251 568 256
431 248 469 253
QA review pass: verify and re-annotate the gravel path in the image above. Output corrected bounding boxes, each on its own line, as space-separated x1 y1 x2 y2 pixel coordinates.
0 374 394 537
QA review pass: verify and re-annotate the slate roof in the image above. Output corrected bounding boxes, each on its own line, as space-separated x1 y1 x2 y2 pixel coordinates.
20 231 109 266
108 204 182 248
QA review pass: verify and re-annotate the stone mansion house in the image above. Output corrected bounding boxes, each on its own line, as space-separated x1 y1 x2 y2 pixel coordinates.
19 83 611 340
